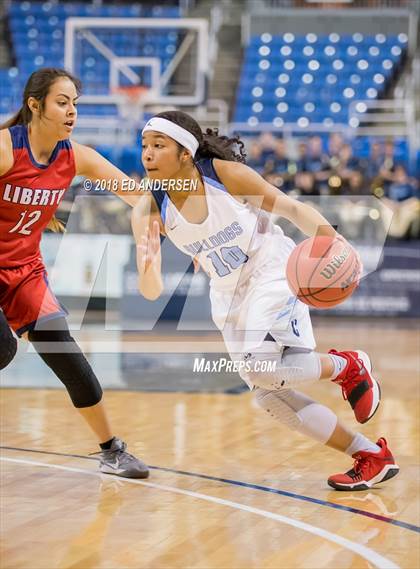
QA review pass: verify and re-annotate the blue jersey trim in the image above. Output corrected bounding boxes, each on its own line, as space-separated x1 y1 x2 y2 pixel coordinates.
9 125 71 170
149 157 228 221
149 187 167 223
203 175 227 193
161 193 168 224
16 310 68 337
196 158 224 183
9 125 25 149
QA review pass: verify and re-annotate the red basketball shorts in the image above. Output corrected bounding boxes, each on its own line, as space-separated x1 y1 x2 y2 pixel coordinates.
0 257 68 337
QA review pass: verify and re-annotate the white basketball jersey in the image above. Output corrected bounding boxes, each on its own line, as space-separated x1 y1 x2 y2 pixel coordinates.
154 159 295 291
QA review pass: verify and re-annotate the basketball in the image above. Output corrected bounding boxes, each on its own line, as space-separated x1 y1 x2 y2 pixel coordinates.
286 236 360 308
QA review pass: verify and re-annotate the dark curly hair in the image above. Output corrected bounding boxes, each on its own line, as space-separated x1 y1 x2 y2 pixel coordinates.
154 110 246 163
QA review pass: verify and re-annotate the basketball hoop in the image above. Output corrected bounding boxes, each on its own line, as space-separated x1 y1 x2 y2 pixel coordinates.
113 85 150 123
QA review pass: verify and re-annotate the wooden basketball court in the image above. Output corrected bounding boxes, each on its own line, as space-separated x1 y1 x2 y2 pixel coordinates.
1 320 419 568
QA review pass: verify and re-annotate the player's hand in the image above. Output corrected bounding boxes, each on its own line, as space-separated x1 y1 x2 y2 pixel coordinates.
137 220 161 273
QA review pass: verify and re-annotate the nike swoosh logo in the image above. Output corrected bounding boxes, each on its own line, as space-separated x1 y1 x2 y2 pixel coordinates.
104 461 120 469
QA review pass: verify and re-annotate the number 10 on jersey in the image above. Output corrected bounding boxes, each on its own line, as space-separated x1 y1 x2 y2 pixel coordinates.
207 246 249 277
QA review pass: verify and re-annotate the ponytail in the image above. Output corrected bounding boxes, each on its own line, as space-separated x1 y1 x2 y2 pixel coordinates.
47 217 66 233
197 127 246 163
0 108 27 130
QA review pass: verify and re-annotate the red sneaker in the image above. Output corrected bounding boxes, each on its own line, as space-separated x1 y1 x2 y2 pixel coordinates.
328 438 399 491
329 349 381 424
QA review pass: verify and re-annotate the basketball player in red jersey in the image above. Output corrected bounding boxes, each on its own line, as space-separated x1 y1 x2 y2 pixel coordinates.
0 68 148 478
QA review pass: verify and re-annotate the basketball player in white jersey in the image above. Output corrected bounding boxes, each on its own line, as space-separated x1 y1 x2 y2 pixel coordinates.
131 111 399 490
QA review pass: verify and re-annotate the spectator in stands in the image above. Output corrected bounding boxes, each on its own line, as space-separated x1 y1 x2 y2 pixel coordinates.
379 139 396 184
335 143 361 183
296 140 309 172
339 170 373 241
271 138 290 172
258 132 277 162
291 171 320 199
305 136 331 182
387 164 419 203
246 139 265 173
342 170 371 196
269 138 296 190
258 138 289 188
364 140 384 182
328 132 345 160
381 165 420 240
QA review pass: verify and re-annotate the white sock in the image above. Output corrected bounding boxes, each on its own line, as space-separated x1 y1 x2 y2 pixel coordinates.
345 433 381 456
329 354 347 379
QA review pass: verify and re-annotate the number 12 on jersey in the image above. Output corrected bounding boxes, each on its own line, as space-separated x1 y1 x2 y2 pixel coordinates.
9 210 42 235
207 246 249 277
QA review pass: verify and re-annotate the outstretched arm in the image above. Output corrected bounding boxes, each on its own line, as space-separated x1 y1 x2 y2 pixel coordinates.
214 159 336 238
72 141 142 207
131 194 164 300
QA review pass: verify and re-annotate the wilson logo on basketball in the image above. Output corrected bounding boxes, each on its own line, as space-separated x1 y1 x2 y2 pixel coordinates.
320 248 350 280
286 234 360 308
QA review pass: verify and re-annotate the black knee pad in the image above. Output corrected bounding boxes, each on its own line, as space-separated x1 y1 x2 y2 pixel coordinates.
0 310 17 370
28 317 103 408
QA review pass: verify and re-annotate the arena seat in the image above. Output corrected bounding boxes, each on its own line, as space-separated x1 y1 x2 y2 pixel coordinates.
5 1 180 116
234 32 407 127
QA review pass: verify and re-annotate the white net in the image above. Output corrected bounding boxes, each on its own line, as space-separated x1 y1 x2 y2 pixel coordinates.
113 86 150 122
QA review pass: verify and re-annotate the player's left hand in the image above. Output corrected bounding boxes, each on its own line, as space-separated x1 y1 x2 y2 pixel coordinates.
137 220 161 273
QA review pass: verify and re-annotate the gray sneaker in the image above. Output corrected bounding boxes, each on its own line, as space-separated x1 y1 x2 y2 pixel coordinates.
97 438 149 479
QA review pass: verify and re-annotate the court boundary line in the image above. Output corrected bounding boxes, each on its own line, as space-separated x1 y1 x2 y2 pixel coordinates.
1 445 418 534
1 456 400 569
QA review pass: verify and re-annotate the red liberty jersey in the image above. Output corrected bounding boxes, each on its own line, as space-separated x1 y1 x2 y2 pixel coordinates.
0 124 75 268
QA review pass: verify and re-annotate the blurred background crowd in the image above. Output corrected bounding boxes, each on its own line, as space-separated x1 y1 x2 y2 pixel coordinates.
59 132 419 241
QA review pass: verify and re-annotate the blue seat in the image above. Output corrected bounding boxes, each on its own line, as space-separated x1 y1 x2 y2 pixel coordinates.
234 33 405 127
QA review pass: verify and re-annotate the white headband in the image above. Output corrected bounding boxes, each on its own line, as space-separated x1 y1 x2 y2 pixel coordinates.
142 117 199 157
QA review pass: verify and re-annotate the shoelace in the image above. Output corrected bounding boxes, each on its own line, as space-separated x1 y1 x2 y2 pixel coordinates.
350 453 373 480
115 450 139 466
335 357 365 401
89 440 128 458
89 443 135 462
